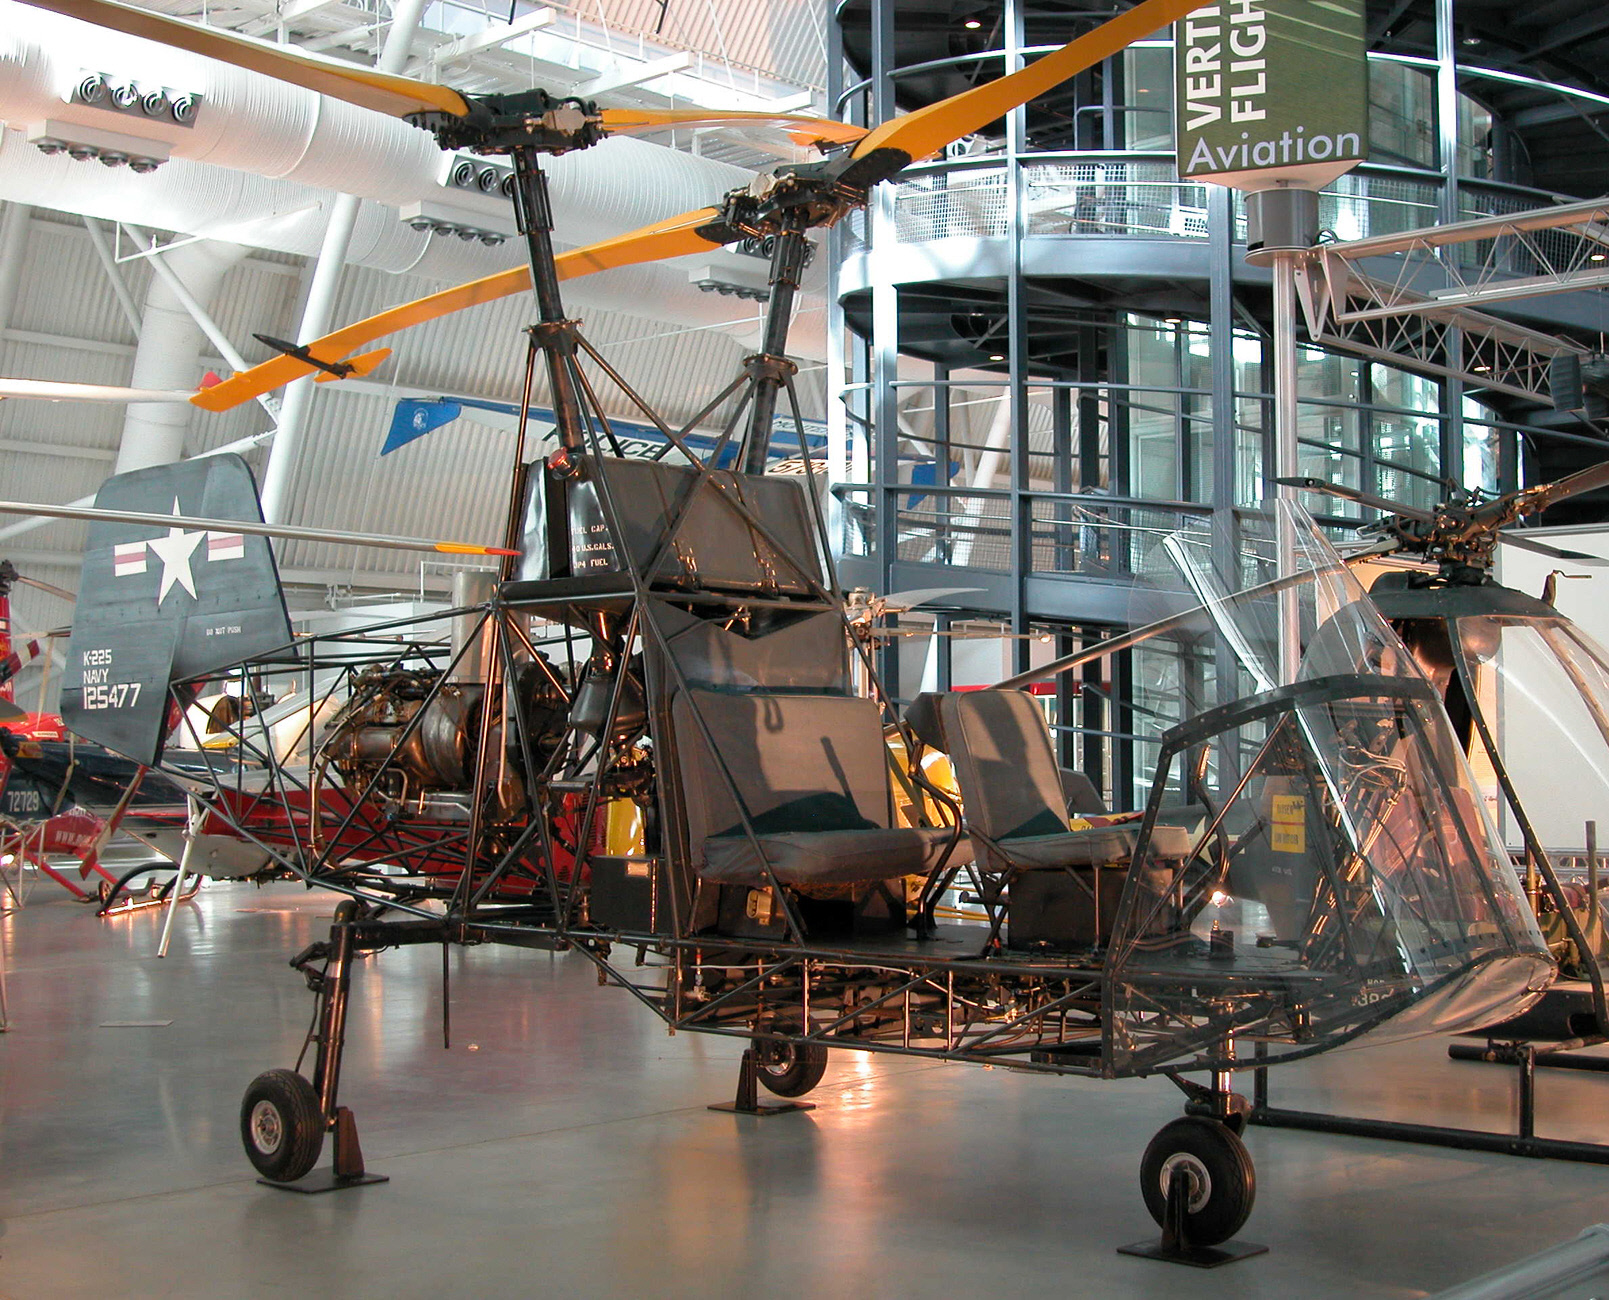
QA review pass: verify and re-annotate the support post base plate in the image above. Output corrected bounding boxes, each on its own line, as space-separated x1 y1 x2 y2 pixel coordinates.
1117 1238 1268 1268
258 1170 390 1195
707 1100 815 1117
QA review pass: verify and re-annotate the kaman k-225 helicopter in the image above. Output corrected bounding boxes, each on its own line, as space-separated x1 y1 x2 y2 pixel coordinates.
3 0 1557 1261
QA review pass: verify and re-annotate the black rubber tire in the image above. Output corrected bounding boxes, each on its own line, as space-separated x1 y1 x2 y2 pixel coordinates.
1139 1116 1256 1247
752 1037 829 1098
241 1069 324 1182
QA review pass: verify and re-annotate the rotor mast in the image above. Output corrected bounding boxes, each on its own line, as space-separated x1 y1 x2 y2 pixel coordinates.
507 147 588 457
737 214 811 475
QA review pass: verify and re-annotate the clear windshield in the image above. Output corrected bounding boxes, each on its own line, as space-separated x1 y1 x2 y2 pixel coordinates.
1105 503 1552 1076
1461 617 1609 855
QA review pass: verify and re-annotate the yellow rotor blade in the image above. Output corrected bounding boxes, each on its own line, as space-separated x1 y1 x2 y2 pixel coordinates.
16 0 471 118
553 205 729 277
190 206 731 412
191 268 527 412
599 108 867 147
851 0 1213 165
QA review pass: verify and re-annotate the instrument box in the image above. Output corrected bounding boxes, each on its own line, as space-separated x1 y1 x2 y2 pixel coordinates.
589 855 667 934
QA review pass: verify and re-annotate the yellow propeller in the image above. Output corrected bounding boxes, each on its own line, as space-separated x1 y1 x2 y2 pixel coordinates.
190 207 731 412
598 108 866 148
843 0 1208 174
17 0 472 117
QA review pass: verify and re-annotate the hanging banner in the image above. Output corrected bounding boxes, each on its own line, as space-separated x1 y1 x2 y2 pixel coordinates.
1173 0 1367 191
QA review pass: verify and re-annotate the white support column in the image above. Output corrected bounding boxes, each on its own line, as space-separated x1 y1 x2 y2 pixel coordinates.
114 237 251 475
0 203 33 332
81 217 144 337
258 0 430 526
118 243 244 467
256 193 360 523
1272 247 1302 684
1248 185 1320 685
951 392 1013 569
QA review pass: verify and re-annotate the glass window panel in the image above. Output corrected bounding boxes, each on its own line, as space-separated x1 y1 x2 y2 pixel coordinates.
1462 421 1502 495
1299 347 1360 403
1479 620 1609 852
1122 46 1174 150
1373 413 1442 509
1372 365 1441 414
1458 93 1496 180
1369 61 1436 168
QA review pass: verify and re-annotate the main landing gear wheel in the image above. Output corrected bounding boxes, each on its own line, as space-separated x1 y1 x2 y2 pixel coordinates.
1139 1116 1256 1247
752 1037 828 1098
241 1069 324 1182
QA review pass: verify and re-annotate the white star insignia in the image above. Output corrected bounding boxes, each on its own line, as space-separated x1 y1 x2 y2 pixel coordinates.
144 499 205 605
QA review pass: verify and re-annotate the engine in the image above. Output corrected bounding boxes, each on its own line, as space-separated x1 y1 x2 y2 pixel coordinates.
324 668 480 809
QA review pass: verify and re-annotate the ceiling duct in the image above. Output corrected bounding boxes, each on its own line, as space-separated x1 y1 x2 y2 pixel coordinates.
0 3 824 346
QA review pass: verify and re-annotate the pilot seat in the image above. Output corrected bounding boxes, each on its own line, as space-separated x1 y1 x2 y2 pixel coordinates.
909 689 1193 950
669 687 962 939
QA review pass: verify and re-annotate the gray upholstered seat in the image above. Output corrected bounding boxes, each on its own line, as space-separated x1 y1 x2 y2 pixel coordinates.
671 689 956 889
918 689 1192 870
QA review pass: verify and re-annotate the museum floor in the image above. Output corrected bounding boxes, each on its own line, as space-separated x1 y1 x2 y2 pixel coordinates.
2 880 1606 1299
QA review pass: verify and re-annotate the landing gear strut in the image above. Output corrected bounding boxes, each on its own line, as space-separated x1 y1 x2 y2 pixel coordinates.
242 900 389 1192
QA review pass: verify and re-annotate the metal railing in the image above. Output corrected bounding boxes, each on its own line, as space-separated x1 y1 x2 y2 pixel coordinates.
847 156 1573 260
835 484 1209 577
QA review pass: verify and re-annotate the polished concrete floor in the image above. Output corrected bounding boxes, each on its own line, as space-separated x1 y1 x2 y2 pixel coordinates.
2 880 1608 1298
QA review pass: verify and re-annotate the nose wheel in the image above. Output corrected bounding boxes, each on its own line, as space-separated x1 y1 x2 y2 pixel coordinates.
1139 1117 1255 1245
753 1037 828 1098
1119 1116 1267 1268
241 1068 324 1182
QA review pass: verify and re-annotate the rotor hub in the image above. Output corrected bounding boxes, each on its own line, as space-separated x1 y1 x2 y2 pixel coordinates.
412 91 606 155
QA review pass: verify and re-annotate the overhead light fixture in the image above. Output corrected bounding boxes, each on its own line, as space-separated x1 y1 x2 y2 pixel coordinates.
30 120 169 171
733 233 815 268
964 18 982 28
694 278 769 302
28 69 201 173
401 189 515 244
403 215 506 244
1593 252 1606 262
446 155 516 199
988 353 1005 361
71 71 202 127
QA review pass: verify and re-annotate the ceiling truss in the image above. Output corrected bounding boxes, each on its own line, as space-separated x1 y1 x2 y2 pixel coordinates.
1295 198 1609 403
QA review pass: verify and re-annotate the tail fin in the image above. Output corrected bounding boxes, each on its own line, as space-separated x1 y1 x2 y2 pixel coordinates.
61 455 292 765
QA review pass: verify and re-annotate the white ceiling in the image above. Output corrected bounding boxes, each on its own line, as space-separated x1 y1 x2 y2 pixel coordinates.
0 0 835 647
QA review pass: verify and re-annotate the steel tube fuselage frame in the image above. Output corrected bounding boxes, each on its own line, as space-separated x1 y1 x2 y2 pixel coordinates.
147 621 1520 1085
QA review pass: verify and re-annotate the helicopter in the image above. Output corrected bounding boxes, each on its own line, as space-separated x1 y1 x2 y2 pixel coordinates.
2 0 1559 1262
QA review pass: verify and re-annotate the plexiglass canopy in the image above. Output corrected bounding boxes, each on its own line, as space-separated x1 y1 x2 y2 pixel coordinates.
1103 504 1552 1076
